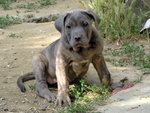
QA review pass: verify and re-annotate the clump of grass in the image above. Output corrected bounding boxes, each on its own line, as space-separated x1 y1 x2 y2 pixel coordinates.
105 43 150 69
0 0 17 10
16 4 26 9
38 0 56 6
69 79 110 100
16 3 38 9
1 2 11 10
9 33 22 38
0 15 22 28
78 0 148 41
60 103 93 113
28 84 36 91
24 14 34 19
26 3 37 9
65 79 110 113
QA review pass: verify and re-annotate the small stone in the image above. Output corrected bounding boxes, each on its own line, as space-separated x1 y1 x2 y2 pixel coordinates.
4 108 9 111
0 97 5 100
22 101 25 103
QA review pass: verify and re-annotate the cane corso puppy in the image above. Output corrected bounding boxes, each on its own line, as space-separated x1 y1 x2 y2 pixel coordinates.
17 10 111 106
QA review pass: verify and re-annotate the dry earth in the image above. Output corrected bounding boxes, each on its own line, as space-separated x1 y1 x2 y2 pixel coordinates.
0 0 150 113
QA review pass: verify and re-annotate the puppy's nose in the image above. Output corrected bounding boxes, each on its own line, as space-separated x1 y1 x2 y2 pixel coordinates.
75 36 81 41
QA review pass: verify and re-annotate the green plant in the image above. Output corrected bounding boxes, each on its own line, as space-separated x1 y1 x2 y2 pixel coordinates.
26 3 37 9
1 2 11 10
9 33 22 38
63 103 93 113
69 79 110 100
78 0 148 41
16 4 26 8
105 43 150 68
0 15 22 28
24 14 34 19
69 80 88 100
0 0 6 4
38 0 56 6
28 84 36 90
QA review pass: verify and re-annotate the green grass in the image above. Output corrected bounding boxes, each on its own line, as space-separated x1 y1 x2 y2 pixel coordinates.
24 14 34 19
16 4 26 8
66 79 110 112
28 84 36 91
104 43 150 69
0 15 22 28
9 33 22 38
0 0 17 10
38 0 56 6
26 3 37 9
16 3 38 9
27 80 110 112
1 2 11 10
78 0 149 41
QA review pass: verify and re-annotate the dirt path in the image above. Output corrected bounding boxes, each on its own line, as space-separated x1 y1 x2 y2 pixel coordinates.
0 0 150 113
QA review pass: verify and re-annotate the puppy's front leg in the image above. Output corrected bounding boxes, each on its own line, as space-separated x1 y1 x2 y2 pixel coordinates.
55 54 71 106
92 54 111 86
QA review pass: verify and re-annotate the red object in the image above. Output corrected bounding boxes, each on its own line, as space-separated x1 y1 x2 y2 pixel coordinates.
111 82 134 95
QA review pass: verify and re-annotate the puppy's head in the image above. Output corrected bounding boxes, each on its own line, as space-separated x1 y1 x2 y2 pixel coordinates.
55 10 100 51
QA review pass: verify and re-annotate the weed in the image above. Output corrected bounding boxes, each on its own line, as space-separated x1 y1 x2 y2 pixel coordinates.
63 103 93 113
24 14 34 19
0 0 6 4
1 2 11 10
69 80 88 100
0 15 22 28
105 43 150 68
69 79 110 100
78 0 148 41
26 3 37 9
28 84 36 91
16 4 26 9
9 33 22 38
38 0 56 6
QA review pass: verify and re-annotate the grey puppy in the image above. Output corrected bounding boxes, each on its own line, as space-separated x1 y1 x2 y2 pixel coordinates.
17 10 111 106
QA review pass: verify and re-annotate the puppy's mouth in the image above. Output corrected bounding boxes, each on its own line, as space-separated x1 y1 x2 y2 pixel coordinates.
74 42 89 48
72 42 89 52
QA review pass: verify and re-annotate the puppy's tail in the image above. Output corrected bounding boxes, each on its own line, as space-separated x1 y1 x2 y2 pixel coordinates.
17 72 35 92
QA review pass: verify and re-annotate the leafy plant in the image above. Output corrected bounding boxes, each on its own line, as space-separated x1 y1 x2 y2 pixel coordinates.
69 80 88 100
0 15 22 28
26 3 37 9
38 0 56 6
105 43 150 68
78 0 148 41
24 14 34 19
28 84 36 90
69 79 110 100
1 2 11 10
9 33 22 38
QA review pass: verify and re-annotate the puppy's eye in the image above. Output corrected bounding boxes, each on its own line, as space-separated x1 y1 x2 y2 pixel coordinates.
82 22 89 27
66 25 71 29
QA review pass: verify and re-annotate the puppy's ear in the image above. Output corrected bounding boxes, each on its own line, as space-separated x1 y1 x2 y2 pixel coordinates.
82 10 100 28
55 13 69 33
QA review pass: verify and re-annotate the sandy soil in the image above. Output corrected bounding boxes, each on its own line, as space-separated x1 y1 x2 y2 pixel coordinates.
0 0 150 112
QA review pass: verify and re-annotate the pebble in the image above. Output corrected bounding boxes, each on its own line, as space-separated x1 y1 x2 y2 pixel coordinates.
4 108 9 111
22 101 25 103
0 97 5 101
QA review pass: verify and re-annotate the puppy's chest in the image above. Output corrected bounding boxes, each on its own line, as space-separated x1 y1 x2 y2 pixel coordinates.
70 60 90 76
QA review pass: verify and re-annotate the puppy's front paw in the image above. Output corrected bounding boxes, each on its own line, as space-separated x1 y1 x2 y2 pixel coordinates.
55 91 71 106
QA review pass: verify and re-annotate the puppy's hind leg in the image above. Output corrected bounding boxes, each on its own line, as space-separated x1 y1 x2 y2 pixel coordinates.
32 54 56 102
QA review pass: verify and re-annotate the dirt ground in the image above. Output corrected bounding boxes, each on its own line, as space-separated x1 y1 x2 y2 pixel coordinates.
0 0 150 113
